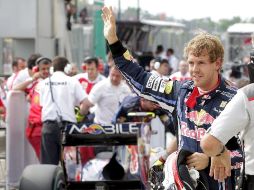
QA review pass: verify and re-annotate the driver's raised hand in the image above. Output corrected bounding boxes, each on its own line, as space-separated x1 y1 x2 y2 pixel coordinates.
101 6 118 44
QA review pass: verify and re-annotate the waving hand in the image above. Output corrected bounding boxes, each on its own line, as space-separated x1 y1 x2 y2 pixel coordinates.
101 6 118 44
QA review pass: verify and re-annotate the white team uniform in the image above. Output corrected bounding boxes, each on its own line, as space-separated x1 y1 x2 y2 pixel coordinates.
73 73 105 94
209 83 254 175
169 71 191 81
12 68 30 88
88 78 131 124
169 55 179 74
39 71 86 123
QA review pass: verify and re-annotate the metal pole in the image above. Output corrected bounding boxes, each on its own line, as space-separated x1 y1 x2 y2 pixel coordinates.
137 0 140 21
118 0 121 20
35 0 39 53
93 0 106 61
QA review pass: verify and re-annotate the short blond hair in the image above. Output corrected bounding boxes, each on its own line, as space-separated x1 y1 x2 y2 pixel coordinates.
184 32 224 63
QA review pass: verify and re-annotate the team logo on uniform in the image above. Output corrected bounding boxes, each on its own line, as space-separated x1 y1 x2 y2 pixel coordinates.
33 94 40 104
123 50 133 61
185 109 214 126
220 101 227 108
146 75 157 89
181 123 206 141
221 91 234 99
152 78 161 91
159 81 166 93
164 81 173 94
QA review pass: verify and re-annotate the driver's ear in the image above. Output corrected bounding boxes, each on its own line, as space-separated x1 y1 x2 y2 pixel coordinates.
215 58 222 71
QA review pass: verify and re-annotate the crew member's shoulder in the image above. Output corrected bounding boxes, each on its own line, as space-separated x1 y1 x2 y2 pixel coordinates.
217 78 238 101
88 78 108 90
40 77 49 84
98 74 106 80
223 78 238 93
18 68 29 76
240 83 254 98
73 73 86 79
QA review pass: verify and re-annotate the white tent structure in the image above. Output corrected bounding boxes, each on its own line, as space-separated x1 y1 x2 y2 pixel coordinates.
227 23 254 34
225 23 254 64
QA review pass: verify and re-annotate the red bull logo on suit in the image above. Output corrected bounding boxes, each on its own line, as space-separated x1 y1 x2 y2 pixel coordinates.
181 122 206 141
185 109 214 126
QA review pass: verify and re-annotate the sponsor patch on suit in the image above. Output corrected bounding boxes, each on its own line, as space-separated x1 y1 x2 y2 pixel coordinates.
164 81 173 94
159 81 166 93
123 50 133 61
146 75 157 89
152 78 161 91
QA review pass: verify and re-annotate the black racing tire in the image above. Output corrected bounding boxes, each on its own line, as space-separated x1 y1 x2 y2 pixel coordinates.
19 164 66 190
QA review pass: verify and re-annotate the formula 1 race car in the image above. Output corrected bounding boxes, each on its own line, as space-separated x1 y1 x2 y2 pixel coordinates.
19 112 155 190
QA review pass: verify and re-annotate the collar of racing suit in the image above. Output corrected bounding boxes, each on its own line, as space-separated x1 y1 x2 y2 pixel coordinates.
185 76 222 109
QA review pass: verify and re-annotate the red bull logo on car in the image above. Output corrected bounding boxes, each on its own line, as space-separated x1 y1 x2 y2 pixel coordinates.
185 109 214 126
82 124 104 134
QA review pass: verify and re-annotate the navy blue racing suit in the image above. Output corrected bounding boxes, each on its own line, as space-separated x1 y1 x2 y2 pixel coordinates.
109 41 243 190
